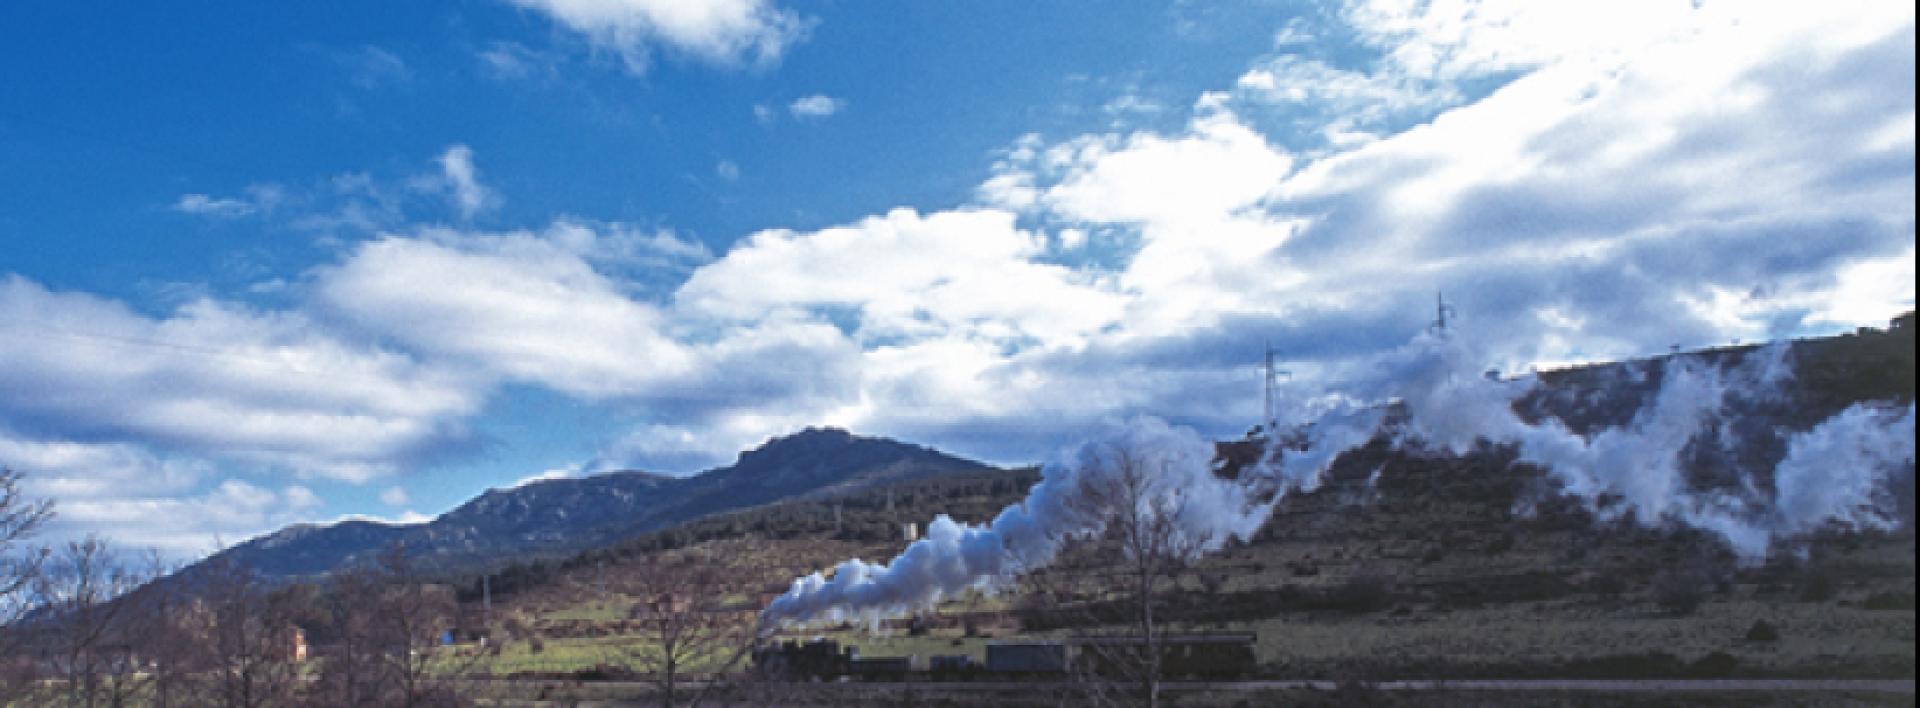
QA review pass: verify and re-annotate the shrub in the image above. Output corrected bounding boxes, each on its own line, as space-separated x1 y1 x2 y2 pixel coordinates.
1651 568 1707 616
1862 591 1916 610
1798 574 1836 603
1744 619 1780 642
1586 572 1629 601
1330 566 1395 614
1689 651 1739 677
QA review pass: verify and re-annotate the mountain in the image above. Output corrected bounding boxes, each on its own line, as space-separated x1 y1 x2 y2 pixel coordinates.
192 427 993 581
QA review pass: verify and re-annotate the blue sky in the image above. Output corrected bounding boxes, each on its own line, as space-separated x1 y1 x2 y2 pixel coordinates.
1 1 1913 558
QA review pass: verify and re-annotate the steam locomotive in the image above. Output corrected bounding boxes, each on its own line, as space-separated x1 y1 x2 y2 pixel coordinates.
752 633 1257 682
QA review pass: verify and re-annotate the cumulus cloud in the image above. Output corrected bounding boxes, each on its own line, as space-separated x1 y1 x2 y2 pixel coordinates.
594 1 1911 473
679 208 1125 349
17 2 1915 553
55 479 325 556
412 145 498 220
0 431 328 556
0 276 483 482
787 94 844 119
313 226 694 399
994 1 1912 372
506 0 809 72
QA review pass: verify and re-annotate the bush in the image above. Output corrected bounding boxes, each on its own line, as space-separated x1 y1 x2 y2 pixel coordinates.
1689 651 1739 677
1744 619 1780 642
1330 566 1395 614
1585 572 1629 601
1862 591 1915 610
1651 568 1708 616
1798 574 1836 603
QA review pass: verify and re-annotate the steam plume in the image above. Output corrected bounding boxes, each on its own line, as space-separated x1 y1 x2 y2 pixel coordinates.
758 332 1915 632
758 418 1272 633
1368 333 1914 559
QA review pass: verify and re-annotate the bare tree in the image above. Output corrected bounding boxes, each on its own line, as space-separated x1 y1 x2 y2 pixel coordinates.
1022 442 1213 708
310 564 387 707
0 467 54 701
190 555 303 708
605 552 755 708
0 468 53 610
364 545 464 707
26 536 157 708
130 551 201 708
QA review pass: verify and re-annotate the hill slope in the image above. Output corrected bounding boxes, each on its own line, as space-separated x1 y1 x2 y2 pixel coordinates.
192 427 994 580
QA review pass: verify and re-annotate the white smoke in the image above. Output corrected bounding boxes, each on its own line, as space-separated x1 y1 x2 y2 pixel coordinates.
1367 333 1914 560
758 417 1279 633
758 332 1915 631
1772 402 1917 538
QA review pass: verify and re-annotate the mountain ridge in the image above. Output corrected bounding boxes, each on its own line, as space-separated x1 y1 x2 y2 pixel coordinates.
190 427 994 581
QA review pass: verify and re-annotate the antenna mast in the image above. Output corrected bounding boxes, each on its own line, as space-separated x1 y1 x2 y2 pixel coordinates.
1430 292 1457 335
1262 341 1289 433
1263 342 1274 432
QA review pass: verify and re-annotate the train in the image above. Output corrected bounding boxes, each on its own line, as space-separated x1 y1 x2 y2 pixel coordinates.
751 632 1257 682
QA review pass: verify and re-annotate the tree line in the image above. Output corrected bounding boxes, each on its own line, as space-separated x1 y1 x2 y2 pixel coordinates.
0 468 471 707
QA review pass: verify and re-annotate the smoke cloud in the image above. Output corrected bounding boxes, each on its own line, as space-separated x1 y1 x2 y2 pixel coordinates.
758 417 1272 632
758 332 1915 632
1374 333 1914 559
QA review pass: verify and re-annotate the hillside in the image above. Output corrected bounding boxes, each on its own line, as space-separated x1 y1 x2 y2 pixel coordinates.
466 319 1914 684
187 427 994 581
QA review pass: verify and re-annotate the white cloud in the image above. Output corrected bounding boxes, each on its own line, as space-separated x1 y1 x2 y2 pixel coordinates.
506 0 809 72
933 0 1912 438
715 159 741 181
337 45 411 89
509 466 579 487
1 432 326 557
611 2 1911 473
787 94 844 119
0 276 483 482
47 475 323 557
678 208 1126 349
1273 17 1315 47
415 144 498 220
172 184 285 220
478 41 561 80
314 225 696 399
21 2 1916 553
1038 114 1293 226
379 485 410 506
173 194 257 219
1223 55 1461 144
332 509 432 526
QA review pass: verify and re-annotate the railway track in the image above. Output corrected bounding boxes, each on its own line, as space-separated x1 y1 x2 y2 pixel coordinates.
462 676 1917 694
